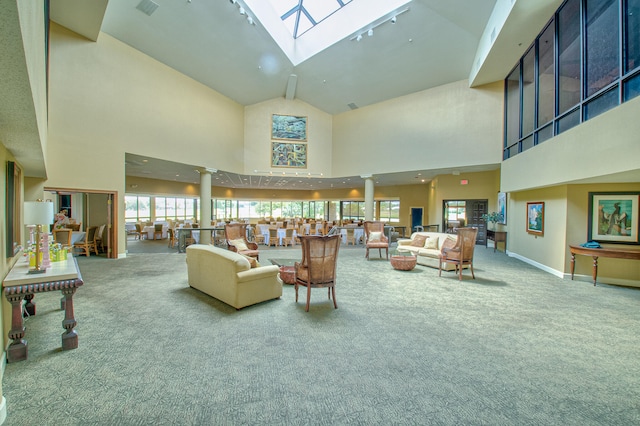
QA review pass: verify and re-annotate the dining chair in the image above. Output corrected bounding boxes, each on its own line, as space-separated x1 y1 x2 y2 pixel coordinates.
134 223 145 240
268 227 279 246
345 228 356 245
283 227 295 247
73 226 99 257
153 223 163 240
53 228 73 248
294 235 341 312
95 224 106 252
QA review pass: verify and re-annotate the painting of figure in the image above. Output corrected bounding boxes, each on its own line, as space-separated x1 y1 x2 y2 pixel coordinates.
589 193 639 244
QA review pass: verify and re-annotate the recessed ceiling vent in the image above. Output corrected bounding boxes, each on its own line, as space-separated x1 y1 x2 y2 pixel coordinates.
347 103 359 110
136 0 159 16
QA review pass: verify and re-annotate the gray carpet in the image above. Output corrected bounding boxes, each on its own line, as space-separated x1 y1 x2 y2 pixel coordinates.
2 241 640 425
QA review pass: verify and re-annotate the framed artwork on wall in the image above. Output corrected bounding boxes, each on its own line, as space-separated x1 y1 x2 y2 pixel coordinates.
272 114 307 141
587 192 639 244
6 161 22 257
498 192 507 224
526 201 544 235
271 142 307 168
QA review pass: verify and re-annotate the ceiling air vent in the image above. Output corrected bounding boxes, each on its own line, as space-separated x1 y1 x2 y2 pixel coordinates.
136 0 159 16
347 103 359 110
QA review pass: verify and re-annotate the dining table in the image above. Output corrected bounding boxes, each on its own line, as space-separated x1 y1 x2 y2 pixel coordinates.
71 231 86 245
257 225 297 246
142 223 168 240
339 227 364 244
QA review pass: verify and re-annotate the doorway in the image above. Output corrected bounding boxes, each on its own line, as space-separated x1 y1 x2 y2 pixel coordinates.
410 207 423 232
442 199 487 245
45 188 118 259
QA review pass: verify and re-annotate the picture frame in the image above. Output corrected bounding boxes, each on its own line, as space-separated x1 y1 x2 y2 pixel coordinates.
498 192 507 224
526 201 544 235
271 142 307 168
587 192 639 244
6 161 22 257
272 114 307 141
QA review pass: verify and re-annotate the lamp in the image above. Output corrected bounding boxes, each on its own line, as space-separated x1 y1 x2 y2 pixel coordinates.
24 201 54 274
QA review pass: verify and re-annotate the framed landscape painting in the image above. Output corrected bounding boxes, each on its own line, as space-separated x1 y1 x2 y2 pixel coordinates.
272 114 307 141
587 192 639 244
526 201 544 235
271 142 307 168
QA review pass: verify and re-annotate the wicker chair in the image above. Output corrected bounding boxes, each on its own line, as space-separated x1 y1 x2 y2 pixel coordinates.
439 227 478 280
224 223 260 260
268 227 279 247
73 226 99 257
153 223 164 240
294 235 341 312
363 221 389 260
53 228 73 248
283 227 296 247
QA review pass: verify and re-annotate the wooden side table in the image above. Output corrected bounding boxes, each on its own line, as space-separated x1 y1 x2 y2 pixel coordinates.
2 257 84 362
486 230 507 253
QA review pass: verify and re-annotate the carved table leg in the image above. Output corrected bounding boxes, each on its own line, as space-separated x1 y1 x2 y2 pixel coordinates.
570 253 576 280
24 293 36 316
591 256 599 286
61 288 78 350
7 294 27 362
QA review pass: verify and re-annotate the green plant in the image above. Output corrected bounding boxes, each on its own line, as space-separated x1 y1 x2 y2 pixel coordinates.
481 212 504 225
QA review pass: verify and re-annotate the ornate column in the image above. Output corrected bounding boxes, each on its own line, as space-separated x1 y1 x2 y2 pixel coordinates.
199 168 214 245
362 174 374 221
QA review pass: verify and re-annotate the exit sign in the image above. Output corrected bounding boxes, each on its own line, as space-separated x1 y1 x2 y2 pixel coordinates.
460 179 469 185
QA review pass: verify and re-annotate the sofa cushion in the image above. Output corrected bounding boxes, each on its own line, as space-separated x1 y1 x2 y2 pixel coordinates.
425 236 439 250
229 238 248 251
369 231 382 242
411 234 428 247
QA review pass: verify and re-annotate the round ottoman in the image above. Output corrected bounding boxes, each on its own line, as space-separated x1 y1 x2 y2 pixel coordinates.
390 255 417 271
279 265 296 285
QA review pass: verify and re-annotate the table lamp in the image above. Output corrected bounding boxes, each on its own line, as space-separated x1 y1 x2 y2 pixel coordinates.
24 200 54 274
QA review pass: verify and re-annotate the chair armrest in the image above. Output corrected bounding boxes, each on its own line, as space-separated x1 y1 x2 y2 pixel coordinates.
247 242 259 250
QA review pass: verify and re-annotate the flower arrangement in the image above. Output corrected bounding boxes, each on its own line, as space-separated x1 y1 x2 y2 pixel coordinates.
481 212 504 229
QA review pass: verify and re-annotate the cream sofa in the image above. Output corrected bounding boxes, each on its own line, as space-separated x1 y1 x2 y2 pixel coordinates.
186 244 282 309
396 232 463 271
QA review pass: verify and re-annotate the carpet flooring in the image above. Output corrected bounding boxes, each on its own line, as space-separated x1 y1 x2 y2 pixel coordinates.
2 239 639 425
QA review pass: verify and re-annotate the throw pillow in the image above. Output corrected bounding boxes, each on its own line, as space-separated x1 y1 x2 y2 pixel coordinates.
369 231 382 242
425 236 439 250
410 235 427 247
230 238 248 251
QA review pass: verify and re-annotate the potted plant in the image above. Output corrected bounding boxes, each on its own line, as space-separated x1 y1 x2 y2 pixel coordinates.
481 212 504 230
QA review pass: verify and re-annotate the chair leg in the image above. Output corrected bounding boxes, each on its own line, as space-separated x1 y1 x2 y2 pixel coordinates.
470 263 475 279
331 287 337 309
294 282 299 302
365 248 369 259
305 286 311 312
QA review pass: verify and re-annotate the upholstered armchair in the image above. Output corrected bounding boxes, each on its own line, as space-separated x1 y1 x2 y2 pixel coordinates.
439 227 478 280
224 223 260 260
363 221 389 260
294 235 341 312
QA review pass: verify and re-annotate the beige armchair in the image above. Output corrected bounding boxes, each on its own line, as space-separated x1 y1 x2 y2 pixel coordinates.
224 223 260 260
295 235 341 312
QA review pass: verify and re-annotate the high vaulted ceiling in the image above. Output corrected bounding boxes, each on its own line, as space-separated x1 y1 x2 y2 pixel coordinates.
41 0 564 189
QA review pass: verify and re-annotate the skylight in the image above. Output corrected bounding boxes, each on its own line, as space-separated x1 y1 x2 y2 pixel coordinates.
271 0 353 39
244 0 411 66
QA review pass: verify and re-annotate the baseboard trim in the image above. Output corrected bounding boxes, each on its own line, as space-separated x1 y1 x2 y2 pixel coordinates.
508 252 564 278
508 251 639 287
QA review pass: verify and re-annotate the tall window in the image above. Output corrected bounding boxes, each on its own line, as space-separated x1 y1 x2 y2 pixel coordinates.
125 195 150 222
504 0 639 159
379 201 400 223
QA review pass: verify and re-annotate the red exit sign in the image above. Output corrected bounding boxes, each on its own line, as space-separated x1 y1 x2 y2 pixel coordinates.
460 179 469 185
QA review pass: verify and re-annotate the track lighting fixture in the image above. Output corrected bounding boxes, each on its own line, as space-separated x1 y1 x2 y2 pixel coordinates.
391 16 397 24
350 7 410 42
356 34 363 42
238 6 245 15
367 29 373 37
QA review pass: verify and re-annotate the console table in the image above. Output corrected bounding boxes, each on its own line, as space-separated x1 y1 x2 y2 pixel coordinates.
2 256 84 362
569 245 640 286
486 230 507 253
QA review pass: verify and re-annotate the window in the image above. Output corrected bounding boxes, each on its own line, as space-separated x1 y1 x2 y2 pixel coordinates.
379 201 400 223
125 195 150 223
504 0 637 159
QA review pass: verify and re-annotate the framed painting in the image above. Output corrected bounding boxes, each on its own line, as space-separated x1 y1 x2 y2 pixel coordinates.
526 201 544 235
272 114 307 141
587 192 639 244
271 142 307 168
6 161 22 257
498 192 507 224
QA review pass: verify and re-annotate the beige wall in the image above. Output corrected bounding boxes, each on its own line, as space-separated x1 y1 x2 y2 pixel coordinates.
244 98 332 176
47 24 244 256
332 80 504 177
